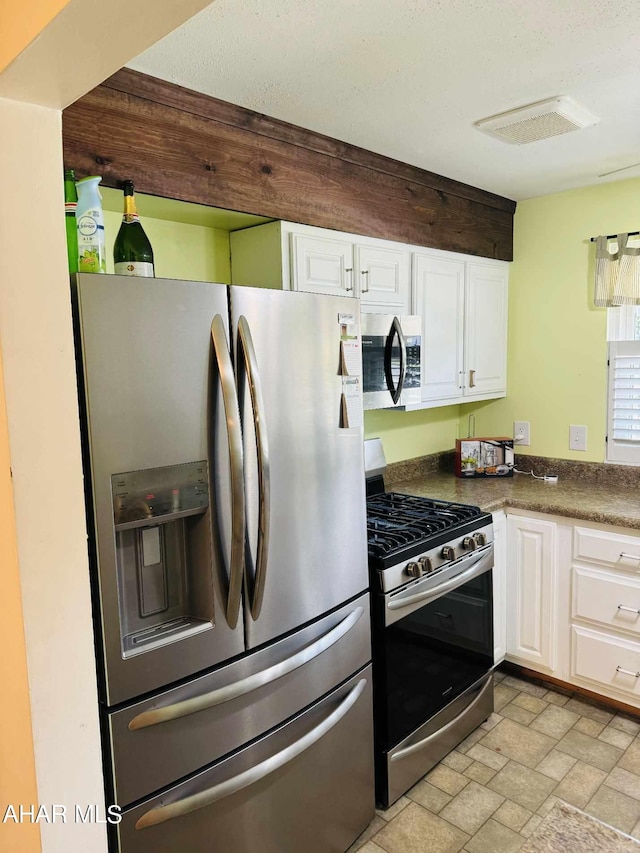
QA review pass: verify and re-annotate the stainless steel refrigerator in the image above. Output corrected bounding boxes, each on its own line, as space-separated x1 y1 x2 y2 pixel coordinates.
72 273 374 853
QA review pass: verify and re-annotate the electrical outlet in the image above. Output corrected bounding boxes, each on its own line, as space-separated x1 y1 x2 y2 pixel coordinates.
513 421 530 446
570 425 587 451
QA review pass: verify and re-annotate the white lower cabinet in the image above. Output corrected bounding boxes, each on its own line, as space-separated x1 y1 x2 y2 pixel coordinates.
506 514 558 673
571 626 640 702
492 510 507 664
504 510 640 710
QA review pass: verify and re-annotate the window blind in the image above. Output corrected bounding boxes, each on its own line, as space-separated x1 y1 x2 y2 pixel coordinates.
607 341 640 464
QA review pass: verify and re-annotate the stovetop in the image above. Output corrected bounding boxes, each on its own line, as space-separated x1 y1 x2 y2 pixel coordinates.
366 491 491 571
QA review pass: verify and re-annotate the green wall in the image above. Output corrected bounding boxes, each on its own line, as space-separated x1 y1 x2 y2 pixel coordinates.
364 406 463 463
463 176 640 463
102 208 231 283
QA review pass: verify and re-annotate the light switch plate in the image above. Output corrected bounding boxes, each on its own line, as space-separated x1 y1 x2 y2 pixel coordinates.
570 424 587 451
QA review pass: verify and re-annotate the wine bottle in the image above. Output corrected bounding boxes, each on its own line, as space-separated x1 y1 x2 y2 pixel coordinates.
113 180 155 277
64 168 78 274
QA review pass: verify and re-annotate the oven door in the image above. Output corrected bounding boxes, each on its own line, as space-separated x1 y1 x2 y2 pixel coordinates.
376 545 494 753
361 314 421 410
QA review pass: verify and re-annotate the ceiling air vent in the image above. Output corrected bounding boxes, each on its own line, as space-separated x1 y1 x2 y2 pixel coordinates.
475 96 599 145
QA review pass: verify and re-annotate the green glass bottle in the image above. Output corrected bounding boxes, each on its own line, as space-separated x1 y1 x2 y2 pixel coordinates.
113 180 155 277
64 168 78 274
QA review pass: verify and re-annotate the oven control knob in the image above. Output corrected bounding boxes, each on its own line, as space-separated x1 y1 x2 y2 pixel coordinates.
473 532 487 547
441 545 455 560
405 561 423 578
462 536 477 551
418 556 434 574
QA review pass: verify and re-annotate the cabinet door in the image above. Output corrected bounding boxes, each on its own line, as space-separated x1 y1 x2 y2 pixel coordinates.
290 234 355 297
355 244 410 312
506 515 558 673
412 253 465 403
492 511 507 665
464 262 508 398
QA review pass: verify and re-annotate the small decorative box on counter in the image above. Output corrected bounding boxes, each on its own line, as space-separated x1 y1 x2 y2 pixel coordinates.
455 436 514 478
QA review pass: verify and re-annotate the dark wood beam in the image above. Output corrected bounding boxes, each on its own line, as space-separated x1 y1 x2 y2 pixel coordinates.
63 69 515 260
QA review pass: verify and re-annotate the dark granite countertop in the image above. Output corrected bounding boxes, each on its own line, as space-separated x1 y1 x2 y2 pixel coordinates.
385 454 640 531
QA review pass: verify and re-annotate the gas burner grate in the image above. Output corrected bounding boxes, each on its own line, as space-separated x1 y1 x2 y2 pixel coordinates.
366 493 482 558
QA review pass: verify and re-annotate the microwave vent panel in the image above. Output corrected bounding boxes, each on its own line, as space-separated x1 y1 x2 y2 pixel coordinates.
474 97 599 145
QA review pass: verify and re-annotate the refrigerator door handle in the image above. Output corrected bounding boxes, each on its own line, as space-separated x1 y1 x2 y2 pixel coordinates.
134 678 367 830
237 315 271 620
127 606 364 731
384 316 406 405
211 315 245 630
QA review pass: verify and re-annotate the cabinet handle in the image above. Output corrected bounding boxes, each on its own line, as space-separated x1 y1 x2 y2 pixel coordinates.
361 270 369 293
620 552 640 561
617 604 640 615
616 665 640 678
469 369 476 388
344 268 353 292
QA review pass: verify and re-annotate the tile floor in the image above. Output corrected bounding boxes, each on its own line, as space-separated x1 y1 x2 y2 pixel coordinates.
349 670 640 853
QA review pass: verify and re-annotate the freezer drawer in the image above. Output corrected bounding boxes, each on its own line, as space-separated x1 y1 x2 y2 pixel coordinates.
107 593 371 806
116 667 374 853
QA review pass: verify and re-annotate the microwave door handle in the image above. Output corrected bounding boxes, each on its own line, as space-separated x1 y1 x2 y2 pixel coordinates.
237 316 271 621
384 316 406 405
210 315 245 630
134 678 367 830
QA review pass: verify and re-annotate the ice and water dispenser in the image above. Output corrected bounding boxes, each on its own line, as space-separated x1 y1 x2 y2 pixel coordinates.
112 460 214 657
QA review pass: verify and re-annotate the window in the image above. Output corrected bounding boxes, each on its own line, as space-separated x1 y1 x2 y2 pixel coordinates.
607 338 640 464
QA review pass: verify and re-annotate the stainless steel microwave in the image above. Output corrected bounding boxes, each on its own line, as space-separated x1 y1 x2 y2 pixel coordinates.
361 314 421 410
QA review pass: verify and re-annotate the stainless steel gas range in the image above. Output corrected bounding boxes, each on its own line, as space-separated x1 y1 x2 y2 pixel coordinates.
365 441 495 808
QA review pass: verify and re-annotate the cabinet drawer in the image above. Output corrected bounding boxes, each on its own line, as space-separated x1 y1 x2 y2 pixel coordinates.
571 625 640 702
574 526 640 569
573 565 640 637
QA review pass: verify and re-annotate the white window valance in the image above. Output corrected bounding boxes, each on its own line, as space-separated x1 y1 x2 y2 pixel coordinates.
595 234 640 307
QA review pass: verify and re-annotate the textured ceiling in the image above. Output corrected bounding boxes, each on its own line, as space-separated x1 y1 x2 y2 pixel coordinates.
129 0 640 201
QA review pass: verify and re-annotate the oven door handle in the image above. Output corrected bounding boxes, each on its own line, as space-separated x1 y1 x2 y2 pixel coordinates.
384 316 406 405
387 547 493 613
390 673 493 763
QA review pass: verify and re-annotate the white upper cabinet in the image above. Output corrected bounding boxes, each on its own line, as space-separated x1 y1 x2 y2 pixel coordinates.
354 243 410 312
230 221 411 313
410 250 508 409
413 254 465 402
464 262 509 398
291 233 355 298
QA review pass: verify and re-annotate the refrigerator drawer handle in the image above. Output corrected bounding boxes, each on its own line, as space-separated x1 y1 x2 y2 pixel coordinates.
390 674 493 763
211 315 245 630
384 316 406 405
135 678 367 830
388 548 493 612
237 316 271 621
128 606 364 731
